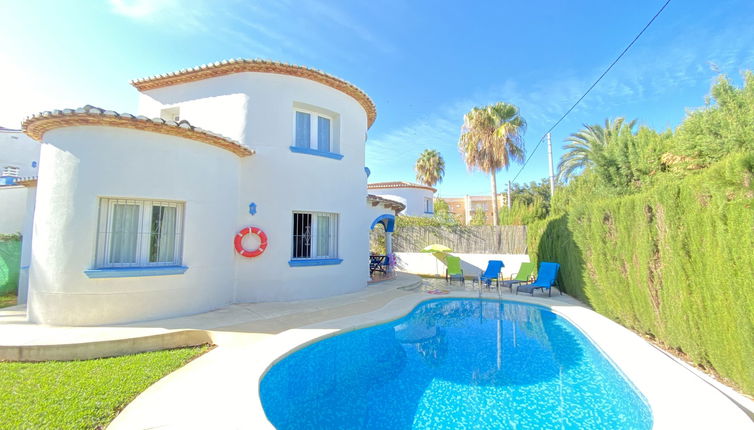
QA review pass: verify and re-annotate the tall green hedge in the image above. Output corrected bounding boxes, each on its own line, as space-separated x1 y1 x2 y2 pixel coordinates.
528 153 754 395
0 236 21 295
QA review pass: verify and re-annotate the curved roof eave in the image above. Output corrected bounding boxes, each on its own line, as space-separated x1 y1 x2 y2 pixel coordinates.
22 105 254 157
130 58 377 128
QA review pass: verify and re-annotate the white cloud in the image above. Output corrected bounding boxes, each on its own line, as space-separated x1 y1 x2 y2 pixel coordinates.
108 0 174 19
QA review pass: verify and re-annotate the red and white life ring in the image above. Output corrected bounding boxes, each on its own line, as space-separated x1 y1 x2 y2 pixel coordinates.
234 226 268 258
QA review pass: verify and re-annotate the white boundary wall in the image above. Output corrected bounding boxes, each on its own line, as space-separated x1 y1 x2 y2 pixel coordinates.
395 252 530 279
0 186 28 234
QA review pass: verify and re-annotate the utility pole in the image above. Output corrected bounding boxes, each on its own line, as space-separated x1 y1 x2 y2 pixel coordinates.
547 133 555 197
507 180 512 209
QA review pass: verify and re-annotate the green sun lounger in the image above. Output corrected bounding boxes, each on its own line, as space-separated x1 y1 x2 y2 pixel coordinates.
499 262 535 291
445 255 464 285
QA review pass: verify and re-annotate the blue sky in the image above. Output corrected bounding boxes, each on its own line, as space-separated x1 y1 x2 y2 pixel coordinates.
2 0 754 196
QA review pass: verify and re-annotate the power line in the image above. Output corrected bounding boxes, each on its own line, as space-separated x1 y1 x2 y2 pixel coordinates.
510 0 672 183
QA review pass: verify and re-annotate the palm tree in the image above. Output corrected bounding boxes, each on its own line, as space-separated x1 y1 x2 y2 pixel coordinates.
458 102 526 226
557 117 636 182
415 149 445 187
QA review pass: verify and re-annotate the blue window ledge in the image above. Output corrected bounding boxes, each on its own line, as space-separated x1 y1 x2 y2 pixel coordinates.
424 211 434 214
288 258 343 267
84 266 189 278
289 146 344 160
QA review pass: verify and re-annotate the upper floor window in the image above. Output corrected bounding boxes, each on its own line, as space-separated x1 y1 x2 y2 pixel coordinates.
95 198 184 268
2 166 19 177
292 211 339 260
290 104 342 160
425 197 434 214
295 110 332 152
160 107 181 122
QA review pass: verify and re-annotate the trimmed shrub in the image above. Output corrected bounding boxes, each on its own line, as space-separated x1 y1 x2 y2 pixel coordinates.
529 153 754 394
0 235 21 295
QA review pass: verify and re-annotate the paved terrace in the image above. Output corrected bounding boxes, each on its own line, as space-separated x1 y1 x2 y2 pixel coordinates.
1 274 752 429
0 274 425 360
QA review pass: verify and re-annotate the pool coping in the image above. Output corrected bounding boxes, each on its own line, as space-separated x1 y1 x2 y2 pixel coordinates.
109 288 753 429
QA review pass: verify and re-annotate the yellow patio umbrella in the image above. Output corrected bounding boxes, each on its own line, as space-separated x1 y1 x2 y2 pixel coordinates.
420 244 453 276
420 244 453 254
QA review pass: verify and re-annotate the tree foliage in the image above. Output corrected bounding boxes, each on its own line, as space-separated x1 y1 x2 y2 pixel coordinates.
415 149 445 187
459 102 526 225
469 208 487 226
674 71 754 166
396 199 459 227
557 117 636 183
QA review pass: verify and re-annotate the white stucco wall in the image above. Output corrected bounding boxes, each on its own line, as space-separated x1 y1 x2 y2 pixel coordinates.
0 130 40 179
0 186 28 234
369 186 434 217
140 72 371 303
27 126 240 325
24 68 376 325
395 252 531 280
17 185 36 304
138 93 248 143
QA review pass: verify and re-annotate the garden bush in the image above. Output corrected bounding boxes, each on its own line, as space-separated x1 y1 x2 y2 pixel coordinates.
0 234 21 295
528 152 754 394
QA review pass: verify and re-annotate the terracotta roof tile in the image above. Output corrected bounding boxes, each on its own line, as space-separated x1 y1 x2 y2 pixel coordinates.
367 181 437 193
22 105 254 157
131 58 377 128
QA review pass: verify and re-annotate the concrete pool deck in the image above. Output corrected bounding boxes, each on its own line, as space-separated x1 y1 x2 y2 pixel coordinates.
2 274 752 429
0 274 424 360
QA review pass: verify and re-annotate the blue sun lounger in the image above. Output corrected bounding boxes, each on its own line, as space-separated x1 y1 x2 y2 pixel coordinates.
478 260 504 289
516 262 560 296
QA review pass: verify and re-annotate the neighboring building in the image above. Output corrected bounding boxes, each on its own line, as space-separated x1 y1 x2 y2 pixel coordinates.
441 194 507 225
17 59 402 326
367 181 436 217
0 127 40 184
0 128 40 234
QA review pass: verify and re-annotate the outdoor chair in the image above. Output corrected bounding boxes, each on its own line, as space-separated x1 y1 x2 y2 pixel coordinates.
478 260 504 290
369 255 389 276
445 255 464 285
516 262 561 296
499 261 535 292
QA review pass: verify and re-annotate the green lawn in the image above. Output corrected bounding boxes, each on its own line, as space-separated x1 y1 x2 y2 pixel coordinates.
0 346 210 430
0 292 17 308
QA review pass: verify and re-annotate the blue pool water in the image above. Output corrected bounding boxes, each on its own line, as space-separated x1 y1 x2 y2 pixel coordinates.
260 299 652 429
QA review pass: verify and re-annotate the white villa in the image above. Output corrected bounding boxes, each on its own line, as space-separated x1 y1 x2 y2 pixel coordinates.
18 59 403 326
367 181 436 217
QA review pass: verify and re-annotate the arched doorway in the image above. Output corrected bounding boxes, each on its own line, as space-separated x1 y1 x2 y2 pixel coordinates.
370 214 395 280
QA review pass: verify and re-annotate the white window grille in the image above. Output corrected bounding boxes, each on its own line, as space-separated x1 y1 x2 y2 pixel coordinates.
2 166 20 177
294 110 333 153
95 198 184 268
292 212 338 260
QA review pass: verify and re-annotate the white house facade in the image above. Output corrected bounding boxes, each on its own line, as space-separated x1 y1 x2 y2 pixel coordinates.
20 59 401 326
0 128 41 235
367 181 436 217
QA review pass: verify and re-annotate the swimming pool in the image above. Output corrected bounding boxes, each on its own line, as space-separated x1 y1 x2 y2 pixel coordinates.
260 298 652 429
